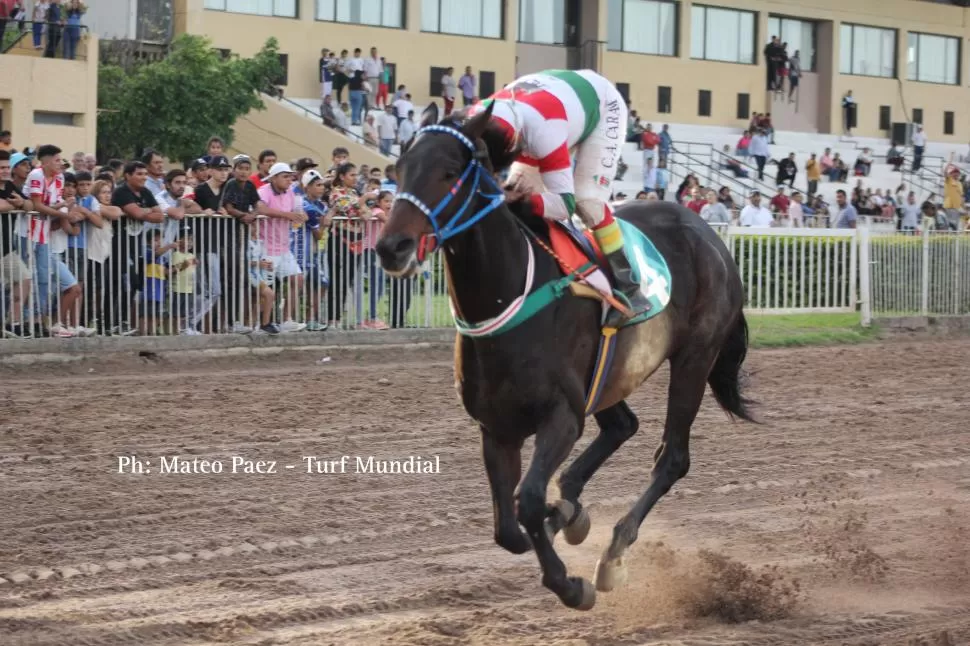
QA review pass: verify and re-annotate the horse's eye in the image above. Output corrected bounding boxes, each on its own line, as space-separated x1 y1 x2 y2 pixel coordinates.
443 170 458 181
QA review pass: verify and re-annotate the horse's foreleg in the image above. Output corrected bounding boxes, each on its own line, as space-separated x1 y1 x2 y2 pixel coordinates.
517 412 596 610
548 401 639 546
595 353 713 593
481 428 531 555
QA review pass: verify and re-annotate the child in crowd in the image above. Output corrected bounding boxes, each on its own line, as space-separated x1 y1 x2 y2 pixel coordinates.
48 172 87 336
170 228 199 335
360 187 390 330
300 170 331 330
247 217 278 335
141 229 177 335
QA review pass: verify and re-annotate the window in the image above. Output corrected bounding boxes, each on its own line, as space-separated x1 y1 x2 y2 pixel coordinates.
519 0 565 44
658 86 671 114
766 16 817 71
944 111 955 135
907 32 959 85
879 105 891 131
616 82 631 106
913 108 923 124
204 0 297 18
698 90 711 117
316 0 404 28
480 71 496 98
737 93 749 120
33 111 78 126
691 5 755 64
422 0 502 38
276 54 288 86
607 0 677 56
839 23 896 78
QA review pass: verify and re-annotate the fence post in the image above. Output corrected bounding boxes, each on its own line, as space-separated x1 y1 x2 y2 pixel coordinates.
858 224 871 326
921 225 930 315
850 225 859 316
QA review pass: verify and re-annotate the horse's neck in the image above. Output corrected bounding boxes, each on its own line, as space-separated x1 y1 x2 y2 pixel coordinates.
443 206 533 325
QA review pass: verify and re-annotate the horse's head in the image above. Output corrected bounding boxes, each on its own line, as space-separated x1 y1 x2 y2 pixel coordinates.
376 101 516 277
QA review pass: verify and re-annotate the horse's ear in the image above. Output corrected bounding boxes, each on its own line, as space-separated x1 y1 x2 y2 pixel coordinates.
462 100 494 141
420 102 439 128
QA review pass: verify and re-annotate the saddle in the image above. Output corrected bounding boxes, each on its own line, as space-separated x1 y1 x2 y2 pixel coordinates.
547 218 671 329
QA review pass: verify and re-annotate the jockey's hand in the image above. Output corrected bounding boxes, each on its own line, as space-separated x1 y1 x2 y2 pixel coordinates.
503 184 528 203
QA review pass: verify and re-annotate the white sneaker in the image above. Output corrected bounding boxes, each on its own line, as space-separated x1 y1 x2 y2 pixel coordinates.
179 328 203 336
50 323 74 338
231 322 253 334
279 320 307 333
251 327 267 336
73 326 97 337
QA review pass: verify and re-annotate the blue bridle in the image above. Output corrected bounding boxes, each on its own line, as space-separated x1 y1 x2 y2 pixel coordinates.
393 125 506 255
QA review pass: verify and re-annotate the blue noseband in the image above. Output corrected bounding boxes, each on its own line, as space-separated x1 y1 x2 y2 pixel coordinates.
394 125 506 248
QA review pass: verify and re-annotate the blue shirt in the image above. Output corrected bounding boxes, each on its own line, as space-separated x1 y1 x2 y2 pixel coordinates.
836 204 858 228
68 195 97 249
291 197 326 267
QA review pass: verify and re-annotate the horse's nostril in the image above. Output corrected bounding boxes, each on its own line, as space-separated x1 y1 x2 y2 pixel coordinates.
377 234 417 267
393 236 415 255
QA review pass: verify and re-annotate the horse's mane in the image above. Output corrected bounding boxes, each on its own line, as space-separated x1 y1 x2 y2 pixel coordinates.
440 109 522 174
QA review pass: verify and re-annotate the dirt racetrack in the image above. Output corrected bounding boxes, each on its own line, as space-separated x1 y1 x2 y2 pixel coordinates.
1 338 969 646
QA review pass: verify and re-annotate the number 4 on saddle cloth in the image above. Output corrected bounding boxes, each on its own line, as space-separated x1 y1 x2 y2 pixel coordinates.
548 217 672 415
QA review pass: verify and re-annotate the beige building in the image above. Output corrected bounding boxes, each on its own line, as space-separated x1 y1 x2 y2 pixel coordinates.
173 0 970 142
0 33 100 155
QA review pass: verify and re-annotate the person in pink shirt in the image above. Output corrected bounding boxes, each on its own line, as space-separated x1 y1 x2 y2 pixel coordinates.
255 162 308 333
360 187 391 330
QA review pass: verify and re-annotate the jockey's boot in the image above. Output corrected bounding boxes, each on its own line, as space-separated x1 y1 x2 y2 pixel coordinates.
603 247 652 329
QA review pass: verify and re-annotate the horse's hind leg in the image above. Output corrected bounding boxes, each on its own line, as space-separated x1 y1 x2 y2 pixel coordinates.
548 401 639 545
517 410 596 610
481 429 531 555
594 350 715 593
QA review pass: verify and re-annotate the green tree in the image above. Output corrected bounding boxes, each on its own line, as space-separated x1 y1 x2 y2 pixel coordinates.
97 34 282 164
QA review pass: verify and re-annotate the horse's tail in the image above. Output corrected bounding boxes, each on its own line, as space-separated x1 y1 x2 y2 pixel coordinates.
707 311 758 423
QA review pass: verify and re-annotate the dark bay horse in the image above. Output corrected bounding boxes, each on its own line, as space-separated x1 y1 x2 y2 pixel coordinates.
376 102 756 611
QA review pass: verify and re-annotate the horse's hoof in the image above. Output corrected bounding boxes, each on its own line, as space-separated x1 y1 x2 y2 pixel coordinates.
566 577 597 611
563 506 591 546
594 556 628 592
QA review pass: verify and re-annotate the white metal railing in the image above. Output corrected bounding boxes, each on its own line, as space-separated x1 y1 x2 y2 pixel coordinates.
2 210 968 339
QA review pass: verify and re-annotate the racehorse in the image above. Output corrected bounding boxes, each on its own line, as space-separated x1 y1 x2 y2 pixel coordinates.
375 101 756 611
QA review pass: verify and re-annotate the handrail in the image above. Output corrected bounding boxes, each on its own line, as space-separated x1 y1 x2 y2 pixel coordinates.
672 143 780 197
667 145 778 204
273 94 399 160
1 20 90 56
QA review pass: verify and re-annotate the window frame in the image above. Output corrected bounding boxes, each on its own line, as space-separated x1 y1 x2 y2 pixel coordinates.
314 0 406 29
690 4 757 65
517 0 565 45
766 15 818 72
607 0 678 58
421 0 505 40
839 22 897 79
906 30 961 86
203 0 299 19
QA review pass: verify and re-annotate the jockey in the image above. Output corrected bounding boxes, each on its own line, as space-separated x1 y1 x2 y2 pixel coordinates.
468 69 650 328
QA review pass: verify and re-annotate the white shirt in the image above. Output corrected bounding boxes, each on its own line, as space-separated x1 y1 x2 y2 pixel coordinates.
377 112 398 139
912 131 927 147
345 57 364 73
363 56 382 79
642 166 657 189
393 98 413 119
441 74 457 100
740 204 773 227
398 118 416 144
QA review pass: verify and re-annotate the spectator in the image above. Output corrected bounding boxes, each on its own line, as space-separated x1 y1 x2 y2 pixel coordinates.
22 144 66 336
943 165 963 230
376 57 391 109
205 136 225 159
42 0 61 59
170 228 200 334
655 159 669 200
749 129 770 180
887 144 905 171
770 185 790 216
319 48 335 100
685 186 705 214
0 150 33 338
299 169 330 331
911 125 926 171
86 179 120 333
49 171 87 335
143 149 166 195
898 192 920 232
700 189 730 224
787 50 801 102
153 168 197 258
0 131 13 153
804 153 820 198
658 124 672 164
720 145 748 178
110 161 163 335
842 90 855 135
32 0 47 50
62 0 84 60
377 105 398 156
246 218 277 334
348 66 367 126
641 124 659 164
854 148 873 176
740 191 773 227
642 158 657 194
320 94 339 129
140 228 173 335
255 162 308 333
380 164 398 193
441 66 458 116
833 189 857 228
326 161 368 327
459 66 476 107
788 191 805 227
332 49 350 103
627 111 644 144
399 110 417 147
735 130 751 158
360 188 390 330
363 114 379 148
250 150 276 189
188 158 209 188
363 47 383 111
717 186 736 213
776 152 797 187
393 92 414 127
65 169 100 331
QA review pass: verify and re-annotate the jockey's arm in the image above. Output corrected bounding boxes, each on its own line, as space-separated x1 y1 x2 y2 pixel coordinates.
523 142 576 221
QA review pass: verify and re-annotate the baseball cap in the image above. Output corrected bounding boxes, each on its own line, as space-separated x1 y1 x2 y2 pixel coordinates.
266 162 294 179
295 157 318 172
9 152 29 169
232 153 251 166
301 169 324 187
191 158 208 171
209 155 231 168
